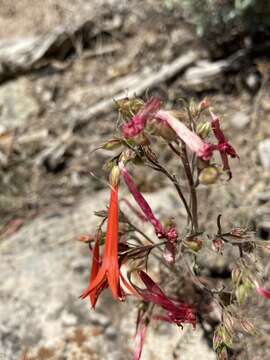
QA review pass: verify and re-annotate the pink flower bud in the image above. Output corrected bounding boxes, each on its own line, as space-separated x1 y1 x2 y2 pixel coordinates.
212 238 224 254
199 98 209 111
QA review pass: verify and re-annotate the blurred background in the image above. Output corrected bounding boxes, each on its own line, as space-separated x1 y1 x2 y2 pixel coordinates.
0 1 269 359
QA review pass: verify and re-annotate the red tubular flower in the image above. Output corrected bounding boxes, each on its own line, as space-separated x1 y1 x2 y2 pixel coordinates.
81 168 123 305
120 164 178 263
120 164 166 237
136 271 196 328
80 232 108 308
122 97 161 138
156 110 213 160
256 287 270 300
209 110 239 178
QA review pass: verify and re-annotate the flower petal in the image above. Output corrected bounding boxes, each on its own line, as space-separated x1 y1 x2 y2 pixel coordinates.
120 165 166 237
122 97 161 138
81 185 123 305
256 287 270 300
79 231 105 308
137 271 196 327
156 110 213 160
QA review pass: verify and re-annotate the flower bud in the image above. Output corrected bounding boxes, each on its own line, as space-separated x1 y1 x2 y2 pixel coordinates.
184 237 203 252
120 149 135 164
115 97 144 119
213 327 223 351
230 228 246 238
235 283 249 305
189 100 199 117
109 166 120 187
199 98 209 111
199 166 219 185
212 238 224 254
240 319 256 335
219 325 233 348
102 139 122 150
223 312 235 334
231 266 242 285
217 346 228 360
196 122 211 138
213 325 232 351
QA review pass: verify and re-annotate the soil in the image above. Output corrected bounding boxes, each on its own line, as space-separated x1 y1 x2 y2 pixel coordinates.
0 1 269 359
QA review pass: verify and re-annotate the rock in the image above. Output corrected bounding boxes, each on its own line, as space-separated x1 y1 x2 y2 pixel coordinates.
61 310 78 327
244 72 261 94
105 326 118 340
230 111 250 130
0 77 39 129
258 138 270 170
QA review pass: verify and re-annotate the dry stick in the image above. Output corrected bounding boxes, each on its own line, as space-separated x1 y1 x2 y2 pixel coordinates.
72 50 199 128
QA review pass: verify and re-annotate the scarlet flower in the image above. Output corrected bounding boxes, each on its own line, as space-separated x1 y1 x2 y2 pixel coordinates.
209 110 239 178
80 178 123 305
80 231 107 308
120 164 178 263
120 164 166 237
122 97 161 138
136 271 196 328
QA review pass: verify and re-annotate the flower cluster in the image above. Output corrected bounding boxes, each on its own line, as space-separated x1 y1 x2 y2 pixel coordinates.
79 96 269 360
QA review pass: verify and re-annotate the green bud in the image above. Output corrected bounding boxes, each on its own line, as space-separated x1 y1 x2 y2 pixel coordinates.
240 319 256 335
199 166 219 185
213 326 223 351
184 238 203 252
115 97 144 119
235 283 249 305
223 312 235 334
109 166 120 186
231 266 242 285
217 346 228 360
196 122 211 138
219 325 233 348
102 139 122 150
